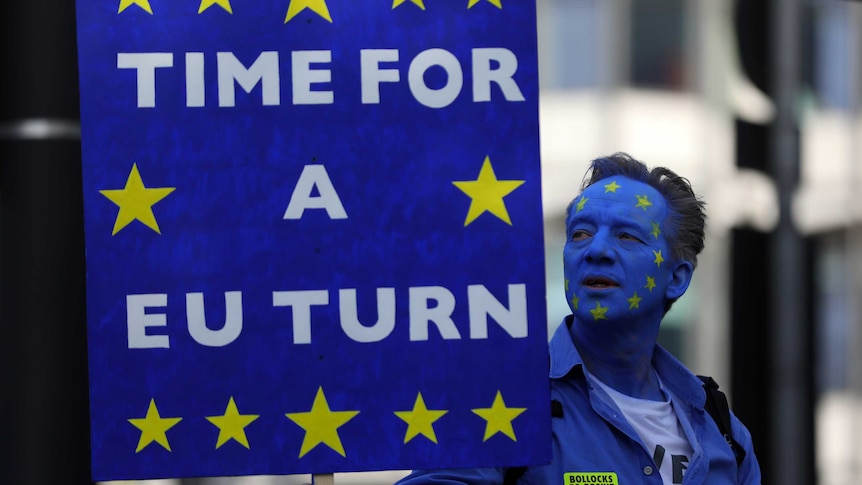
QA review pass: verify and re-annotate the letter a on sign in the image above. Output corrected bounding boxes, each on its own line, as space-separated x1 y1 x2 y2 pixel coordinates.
283 164 347 220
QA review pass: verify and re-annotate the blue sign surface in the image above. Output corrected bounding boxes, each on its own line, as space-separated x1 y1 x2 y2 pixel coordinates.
77 0 549 480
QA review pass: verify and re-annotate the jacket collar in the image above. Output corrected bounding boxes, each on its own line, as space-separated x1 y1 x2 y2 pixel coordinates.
549 315 706 406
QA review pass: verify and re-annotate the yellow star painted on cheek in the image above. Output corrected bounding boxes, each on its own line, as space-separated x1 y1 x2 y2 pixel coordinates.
635 194 653 211
575 196 588 212
589 301 608 320
118 0 152 14
199 0 232 13
566 279 580 309
645 275 656 292
604 180 621 193
394 393 448 444
285 0 332 23
468 0 502 8
452 156 524 226
128 399 182 452
99 163 175 235
651 222 661 239
628 292 642 310
653 249 664 267
206 397 259 449
392 0 425 9
471 391 525 441
285 387 359 458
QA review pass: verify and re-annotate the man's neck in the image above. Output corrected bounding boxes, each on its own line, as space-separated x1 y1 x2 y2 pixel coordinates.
570 316 664 401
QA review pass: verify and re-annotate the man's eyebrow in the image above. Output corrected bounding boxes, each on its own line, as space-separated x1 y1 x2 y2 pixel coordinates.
566 213 591 227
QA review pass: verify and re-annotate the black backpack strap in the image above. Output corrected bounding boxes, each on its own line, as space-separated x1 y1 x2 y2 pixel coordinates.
698 375 746 466
551 399 564 418
503 466 526 485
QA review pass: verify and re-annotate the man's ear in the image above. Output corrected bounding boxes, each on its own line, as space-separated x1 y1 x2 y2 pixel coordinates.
666 260 694 300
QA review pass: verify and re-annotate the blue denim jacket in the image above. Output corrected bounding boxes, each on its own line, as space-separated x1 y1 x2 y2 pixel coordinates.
396 317 761 485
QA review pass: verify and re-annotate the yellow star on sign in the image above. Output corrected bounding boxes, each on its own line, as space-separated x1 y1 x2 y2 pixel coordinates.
590 301 608 320
468 0 502 8
128 399 182 452
392 0 425 9
604 180 621 193
452 156 524 226
284 0 332 23
471 391 525 441
286 387 359 458
394 392 448 444
118 0 153 14
206 397 259 449
199 0 232 13
99 163 175 235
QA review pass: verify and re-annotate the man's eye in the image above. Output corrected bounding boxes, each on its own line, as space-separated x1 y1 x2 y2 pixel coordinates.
572 230 591 241
619 233 643 243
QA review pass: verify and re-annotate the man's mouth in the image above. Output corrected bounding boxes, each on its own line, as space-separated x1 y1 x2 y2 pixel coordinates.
582 276 619 289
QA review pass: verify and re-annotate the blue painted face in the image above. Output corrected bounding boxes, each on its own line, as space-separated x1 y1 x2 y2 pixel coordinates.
563 177 690 326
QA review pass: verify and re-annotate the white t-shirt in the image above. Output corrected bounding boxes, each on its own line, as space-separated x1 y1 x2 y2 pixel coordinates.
588 372 694 485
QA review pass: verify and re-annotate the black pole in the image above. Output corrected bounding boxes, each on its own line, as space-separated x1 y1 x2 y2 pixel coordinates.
0 0 92 483
768 0 815 483
732 1 815 483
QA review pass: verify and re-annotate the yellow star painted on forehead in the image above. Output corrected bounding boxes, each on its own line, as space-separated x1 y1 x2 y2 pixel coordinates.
627 292 642 310
635 194 653 211
393 0 425 8
575 196 588 212
589 302 608 320
604 180 621 193
651 222 661 239
285 0 332 23
199 0 232 13
118 0 152 14
653 249 664 267
645 275 656 292
468 0 502 8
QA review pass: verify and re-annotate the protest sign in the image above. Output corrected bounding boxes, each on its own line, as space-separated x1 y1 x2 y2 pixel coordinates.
77 0 549 479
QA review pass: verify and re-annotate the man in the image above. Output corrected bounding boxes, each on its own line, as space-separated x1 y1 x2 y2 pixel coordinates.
396 153 761 484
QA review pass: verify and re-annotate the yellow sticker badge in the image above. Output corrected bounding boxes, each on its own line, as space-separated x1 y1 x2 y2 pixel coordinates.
563 472 619 484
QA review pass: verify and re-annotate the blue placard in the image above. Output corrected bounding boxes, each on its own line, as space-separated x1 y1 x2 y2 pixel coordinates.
77 0 549 480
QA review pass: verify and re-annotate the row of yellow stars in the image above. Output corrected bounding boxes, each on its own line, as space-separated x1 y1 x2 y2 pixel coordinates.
128 388 526 456
99 156 524 236
119 0 503 20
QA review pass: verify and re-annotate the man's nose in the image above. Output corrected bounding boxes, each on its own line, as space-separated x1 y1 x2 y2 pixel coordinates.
584 229 615 262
